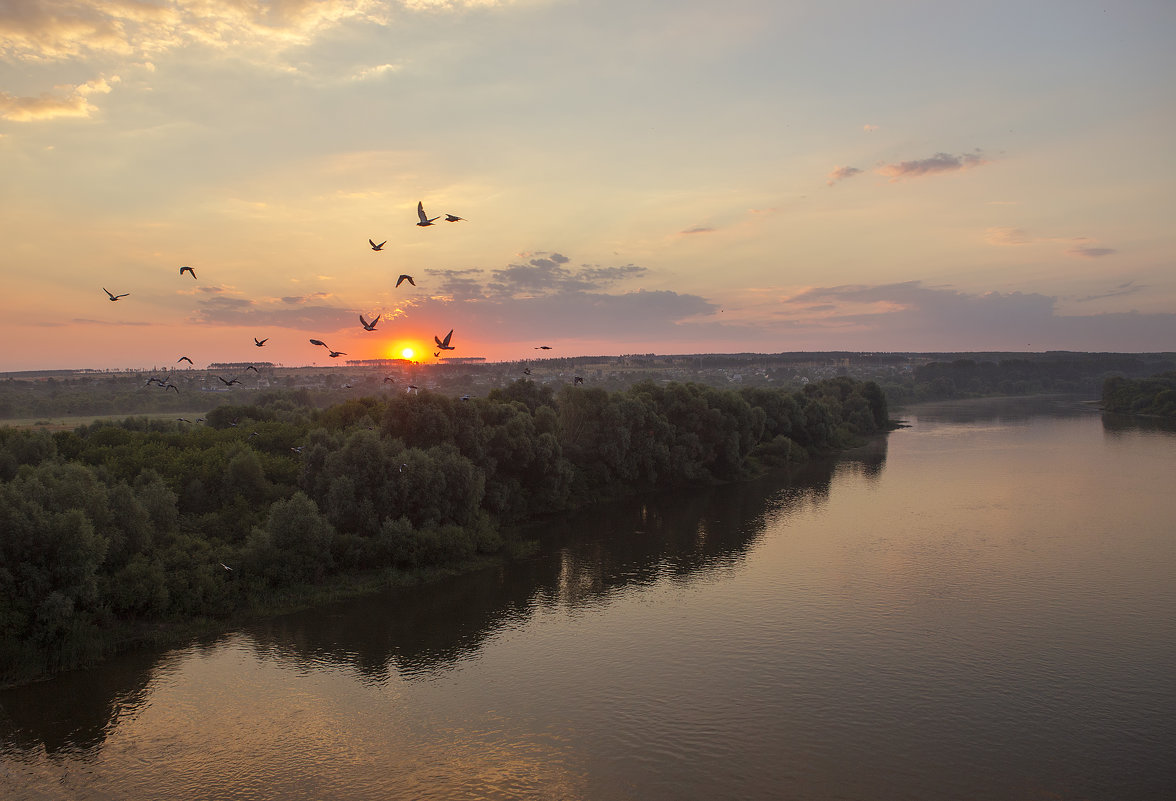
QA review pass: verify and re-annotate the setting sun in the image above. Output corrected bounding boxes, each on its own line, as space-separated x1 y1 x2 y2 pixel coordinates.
401 347 414 360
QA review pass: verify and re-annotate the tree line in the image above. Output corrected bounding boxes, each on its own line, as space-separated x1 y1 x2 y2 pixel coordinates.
879 353 1175 404
0 377 888 684
1101 373 1176 417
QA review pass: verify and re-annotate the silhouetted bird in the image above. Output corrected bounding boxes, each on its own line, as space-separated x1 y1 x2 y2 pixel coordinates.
433 351 440 358
254 337 267 347
383 376 395 383
574 376 584 385
179 266 196 279
217 376 240 386
396 274 415 288
434 329 455 350
246 365 259 372
103 288 129 301
328 350 346 358
461 394 471 401
177 418 191 423
444 214 465 222
417 201 439 226
369 239 386 251
535 345 552 350
177 356 193 364
163 383 179 393
309 339 327 347
360 314 380 331
523 368 532 375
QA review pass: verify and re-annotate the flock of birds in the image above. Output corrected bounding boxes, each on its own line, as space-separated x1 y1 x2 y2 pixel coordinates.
112 201 585 397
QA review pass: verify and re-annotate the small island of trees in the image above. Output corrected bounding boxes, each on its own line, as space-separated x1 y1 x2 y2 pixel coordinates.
1 377 888 686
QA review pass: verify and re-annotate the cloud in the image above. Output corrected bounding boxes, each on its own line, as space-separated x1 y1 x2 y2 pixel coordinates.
877 150 987 181
681 225 716 234
986 228 1118 258
1068 244 1117 258
826 165 863 186
985 227 1033 246
1074 281 1143 303
0 1 389 63
0 76 118 121
349 63 402 81
192 294 353 331
407 253 716 343
775 281 1176 351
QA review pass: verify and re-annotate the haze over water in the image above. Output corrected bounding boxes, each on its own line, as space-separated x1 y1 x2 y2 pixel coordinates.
2 396 1174 800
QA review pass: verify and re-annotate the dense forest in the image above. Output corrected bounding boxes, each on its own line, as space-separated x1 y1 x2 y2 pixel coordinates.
0 377 887 685
878 353 1175 404
1101 373 1176 417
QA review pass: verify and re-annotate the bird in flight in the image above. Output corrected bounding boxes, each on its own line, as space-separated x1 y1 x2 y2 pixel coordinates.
444 214 465 222
328 350 346 358
383 376 395 383
434 329 455 350
574 376 584 385
396 274 415 288
218 376 241 386
245 365 259 373
103 288 129 301
360 314 380 331
535 345 552 350
417 201 440 226
369 239 386 251
433 351 440 358
254 337 268 347
179 266 196 279
309 338 327 347
177 356 193 364
219 563 233 572
523 367 532 375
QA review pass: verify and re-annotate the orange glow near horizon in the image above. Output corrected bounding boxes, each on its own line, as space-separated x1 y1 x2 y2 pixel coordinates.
401 347 414 360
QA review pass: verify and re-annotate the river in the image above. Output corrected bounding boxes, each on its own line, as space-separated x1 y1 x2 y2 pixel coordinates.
2 396 1175 800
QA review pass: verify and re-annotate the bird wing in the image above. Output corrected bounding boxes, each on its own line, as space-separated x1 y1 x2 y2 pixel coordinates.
417 201 428 223
310 339 326 346
396 274 415 287
359 314 370 327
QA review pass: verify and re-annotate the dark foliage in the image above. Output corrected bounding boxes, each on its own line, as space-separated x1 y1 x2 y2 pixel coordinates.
0 378 886 683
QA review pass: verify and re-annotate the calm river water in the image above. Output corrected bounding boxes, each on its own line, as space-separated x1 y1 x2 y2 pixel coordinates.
3 396 1175 800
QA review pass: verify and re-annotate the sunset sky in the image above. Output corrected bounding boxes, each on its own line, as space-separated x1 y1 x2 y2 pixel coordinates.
2 0 1174 372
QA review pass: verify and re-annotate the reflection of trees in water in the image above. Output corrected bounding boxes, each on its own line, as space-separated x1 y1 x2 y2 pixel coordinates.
901 395 1098 425
0 646 165 755
245 455 865 683
1101 412 1176 437
0 445 887 753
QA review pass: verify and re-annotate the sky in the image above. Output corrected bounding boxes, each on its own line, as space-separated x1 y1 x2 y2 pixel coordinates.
2 0 1174 372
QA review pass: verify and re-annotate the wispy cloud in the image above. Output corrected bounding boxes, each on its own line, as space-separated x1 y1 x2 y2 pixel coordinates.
774 281 1176 351
985 227 1033 246
681 225 716 234
1068 244 1117 258
1074 281 1143 303
877 150 987 181
986 227 1118 258
192 295 353 331
0 76 118 121
826 165 863 186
